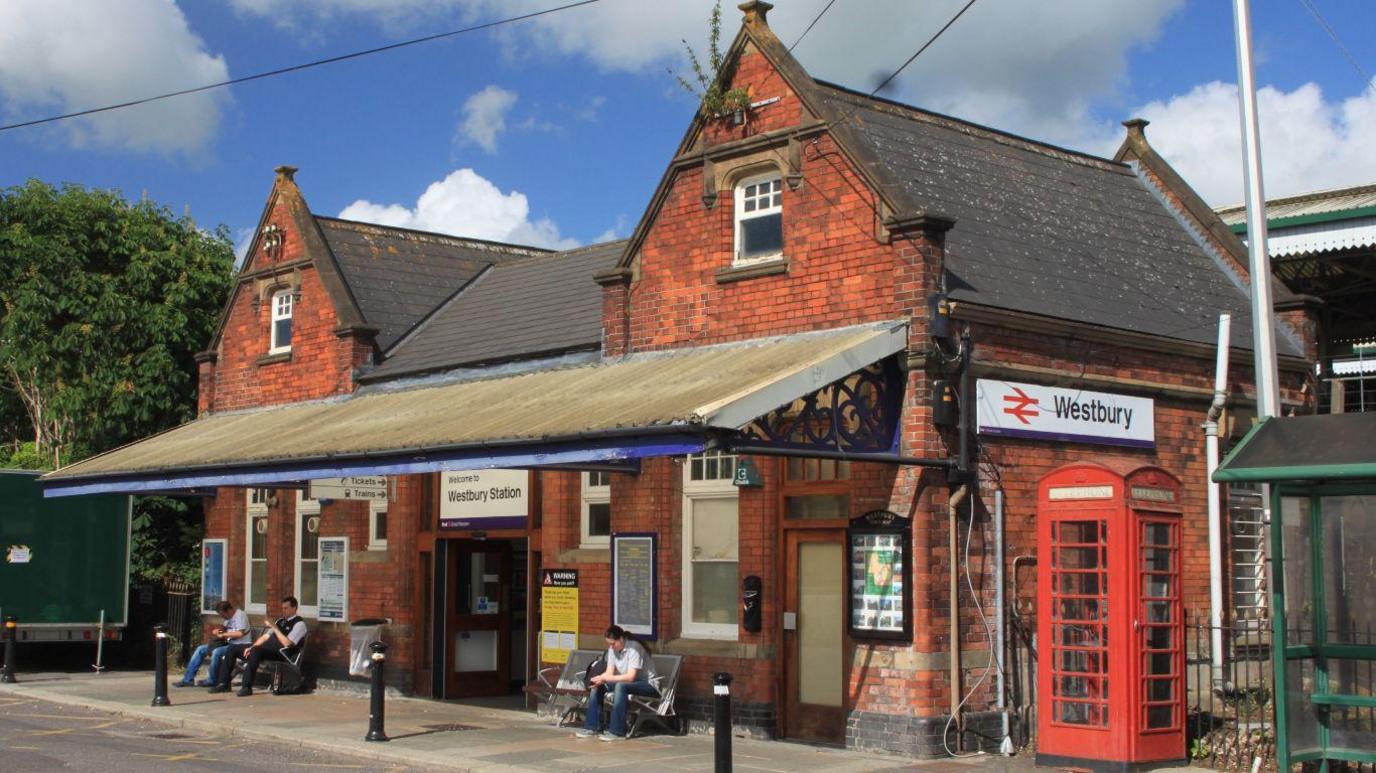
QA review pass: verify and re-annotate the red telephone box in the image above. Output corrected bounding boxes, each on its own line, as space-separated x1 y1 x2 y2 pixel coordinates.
1036 462 1186 771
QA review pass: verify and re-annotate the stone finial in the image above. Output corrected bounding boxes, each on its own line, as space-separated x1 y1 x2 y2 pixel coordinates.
1121 118 1150 140
274 165 298 182
738 0 773 26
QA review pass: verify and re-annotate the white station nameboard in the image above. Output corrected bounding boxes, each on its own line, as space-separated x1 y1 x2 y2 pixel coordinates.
440 469 529 530
310 477 388 501
976 379 1155 449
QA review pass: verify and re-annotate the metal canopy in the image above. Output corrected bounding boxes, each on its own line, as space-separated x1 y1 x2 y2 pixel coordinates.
1213 414 1376 482
41 322 912 497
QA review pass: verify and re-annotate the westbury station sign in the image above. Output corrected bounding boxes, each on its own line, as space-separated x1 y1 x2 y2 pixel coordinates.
976 379 1155 449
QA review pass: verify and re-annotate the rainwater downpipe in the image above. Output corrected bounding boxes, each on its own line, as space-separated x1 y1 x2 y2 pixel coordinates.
995 487 1011 754
948 483 970 750
1205 313 1232 687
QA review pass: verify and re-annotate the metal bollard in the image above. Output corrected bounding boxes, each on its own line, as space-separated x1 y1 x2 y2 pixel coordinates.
2 616 17 684
152 623 171 706
365 641 389 742
713 672 733 773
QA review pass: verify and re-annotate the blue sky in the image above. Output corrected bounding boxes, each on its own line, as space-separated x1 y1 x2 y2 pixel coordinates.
1 0 1372 255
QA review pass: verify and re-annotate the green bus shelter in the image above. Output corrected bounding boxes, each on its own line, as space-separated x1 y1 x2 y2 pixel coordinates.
1215 413 1376 770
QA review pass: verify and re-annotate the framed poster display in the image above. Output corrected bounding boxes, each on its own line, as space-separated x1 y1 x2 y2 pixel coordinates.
317 537 349 623
201 539 227 614
846 510 912 641
611 533 656 638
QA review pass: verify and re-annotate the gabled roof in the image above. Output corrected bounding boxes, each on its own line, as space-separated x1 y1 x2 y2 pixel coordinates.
314 216 548 351
815 83 1300 356
364 240 624 381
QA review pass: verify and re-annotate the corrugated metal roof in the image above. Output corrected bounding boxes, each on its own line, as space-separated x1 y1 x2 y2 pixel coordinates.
1216 183 1376 226
43 322 907 484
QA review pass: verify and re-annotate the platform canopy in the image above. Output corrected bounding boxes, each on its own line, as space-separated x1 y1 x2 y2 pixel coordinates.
1213 413 1376 483
40 321 909 497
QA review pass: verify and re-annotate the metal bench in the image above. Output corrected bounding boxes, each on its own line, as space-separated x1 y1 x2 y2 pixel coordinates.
261 633 309 694
529 649 684 737
623 653 683 737
526 648 603 726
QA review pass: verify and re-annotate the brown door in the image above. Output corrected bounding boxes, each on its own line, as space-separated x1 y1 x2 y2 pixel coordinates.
445 540 511 698
783 529 846 743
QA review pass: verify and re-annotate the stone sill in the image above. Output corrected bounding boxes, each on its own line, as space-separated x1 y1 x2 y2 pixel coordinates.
659 637 774 660
714 257 788 284
256 351 292 367
557 547 611 564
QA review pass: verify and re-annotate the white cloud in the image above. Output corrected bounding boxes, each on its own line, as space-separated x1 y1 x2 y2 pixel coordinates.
338 168 579 249
0 0 228 155
1101 82 1376 205
458 85 518 153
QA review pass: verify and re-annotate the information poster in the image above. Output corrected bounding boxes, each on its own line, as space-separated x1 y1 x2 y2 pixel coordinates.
846 511 912 641
201 539 226 614
317 537 348 622
612 534 656 638
439 469 529 529
540 569 579 664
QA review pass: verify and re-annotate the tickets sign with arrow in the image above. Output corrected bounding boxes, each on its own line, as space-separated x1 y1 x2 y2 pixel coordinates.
309 477 388 501
975 379 1154 448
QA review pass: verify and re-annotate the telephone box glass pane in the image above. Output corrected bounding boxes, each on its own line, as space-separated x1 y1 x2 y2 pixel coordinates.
1320 496 1376 644
1146 705 1173 729
1050 517 1109 728
1281 497 1314 646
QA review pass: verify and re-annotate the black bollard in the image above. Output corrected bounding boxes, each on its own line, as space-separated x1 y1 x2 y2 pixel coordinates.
713 672 733 773
1 616 17 684
365 641 389 742
152 623 171 706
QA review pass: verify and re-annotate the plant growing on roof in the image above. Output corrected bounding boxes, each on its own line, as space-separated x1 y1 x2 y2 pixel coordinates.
671 1 751 120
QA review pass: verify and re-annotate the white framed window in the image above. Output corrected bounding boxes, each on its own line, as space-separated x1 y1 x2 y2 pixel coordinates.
368 499 388 551
269 288 293 354
245 489 270 615
294 490 321 618
681 451 739 639
733 173 783 265
581 471 612 547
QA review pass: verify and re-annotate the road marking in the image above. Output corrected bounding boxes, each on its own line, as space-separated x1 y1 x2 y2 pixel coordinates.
27 728 76 736
285 763 369 769
10 745 42 750
133 751 224 762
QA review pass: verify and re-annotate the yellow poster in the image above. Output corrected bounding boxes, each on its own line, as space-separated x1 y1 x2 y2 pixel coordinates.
540 569 579 664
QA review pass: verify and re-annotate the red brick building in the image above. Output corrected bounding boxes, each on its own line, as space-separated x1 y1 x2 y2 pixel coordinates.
45 2 1316 758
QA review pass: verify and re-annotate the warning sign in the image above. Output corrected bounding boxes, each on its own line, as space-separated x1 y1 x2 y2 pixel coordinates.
540 569 579 664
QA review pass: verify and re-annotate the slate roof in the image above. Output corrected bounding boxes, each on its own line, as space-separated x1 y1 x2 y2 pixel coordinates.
315 217 548 351
814 81 1301 356
364 240 625 380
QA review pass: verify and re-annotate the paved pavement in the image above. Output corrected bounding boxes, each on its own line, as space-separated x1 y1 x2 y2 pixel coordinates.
0 694 409 772
0 671 1217 772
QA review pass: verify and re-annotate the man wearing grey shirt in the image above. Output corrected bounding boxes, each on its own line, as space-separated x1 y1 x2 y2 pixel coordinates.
175 600 249 687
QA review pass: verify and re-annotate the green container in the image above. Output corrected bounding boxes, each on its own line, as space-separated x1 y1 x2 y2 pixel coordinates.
0 470 130 629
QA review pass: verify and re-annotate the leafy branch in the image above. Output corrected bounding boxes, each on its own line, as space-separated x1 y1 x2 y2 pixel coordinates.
670 1 751 118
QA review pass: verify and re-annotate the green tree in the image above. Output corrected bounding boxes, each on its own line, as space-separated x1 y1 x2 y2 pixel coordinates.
0 179 235 583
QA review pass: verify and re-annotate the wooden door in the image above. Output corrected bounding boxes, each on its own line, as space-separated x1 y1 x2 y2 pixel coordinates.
783 529 846 743
444 540 511 698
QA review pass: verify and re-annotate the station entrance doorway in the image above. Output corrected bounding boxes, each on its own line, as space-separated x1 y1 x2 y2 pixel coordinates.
437 537 533 700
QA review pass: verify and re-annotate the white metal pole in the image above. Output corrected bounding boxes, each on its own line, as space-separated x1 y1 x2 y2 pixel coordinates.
93 608 106 673
995 488 1011 754
1206 315 1232 686
1232 0 1280 420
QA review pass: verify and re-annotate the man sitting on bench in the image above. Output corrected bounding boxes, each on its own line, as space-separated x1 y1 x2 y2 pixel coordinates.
209 595 307 697
575 625 658 742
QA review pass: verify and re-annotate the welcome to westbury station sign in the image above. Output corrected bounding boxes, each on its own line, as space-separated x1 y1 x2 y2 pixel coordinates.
975 379 1155 449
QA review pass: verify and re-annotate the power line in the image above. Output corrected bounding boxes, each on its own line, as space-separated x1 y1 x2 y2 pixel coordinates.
788 0 837 53
1295 0 1375 93
870 0 977 98
0 0 602 134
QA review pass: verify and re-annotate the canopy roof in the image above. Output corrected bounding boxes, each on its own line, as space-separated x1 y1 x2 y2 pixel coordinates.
41 322 908 496
1213 413 1376 483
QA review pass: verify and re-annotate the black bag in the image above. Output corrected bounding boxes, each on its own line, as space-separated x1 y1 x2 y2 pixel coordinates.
582 655 607 690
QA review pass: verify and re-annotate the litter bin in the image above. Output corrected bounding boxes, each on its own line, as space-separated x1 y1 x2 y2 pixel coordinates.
349 618 388 677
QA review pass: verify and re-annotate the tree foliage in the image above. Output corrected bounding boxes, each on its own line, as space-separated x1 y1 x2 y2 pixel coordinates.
0 179 235 582
671 1 751 118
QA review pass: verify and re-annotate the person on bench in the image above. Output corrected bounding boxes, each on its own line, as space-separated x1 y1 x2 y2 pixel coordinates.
575 625 658 742
176 600 248 687
209 595 307 697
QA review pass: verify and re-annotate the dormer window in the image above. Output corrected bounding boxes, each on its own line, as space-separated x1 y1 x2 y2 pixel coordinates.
734 173 783 265
269 289 293 354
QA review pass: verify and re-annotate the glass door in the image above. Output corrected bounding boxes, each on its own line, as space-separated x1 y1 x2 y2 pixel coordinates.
445 540 511 698
783 529 846 743
1134 514 1183 759
1048 519 1111 730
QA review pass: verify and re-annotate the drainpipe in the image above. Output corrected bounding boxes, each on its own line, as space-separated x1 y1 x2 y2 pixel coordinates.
1205 313 1232 687
948 483 970 750
995 488 1011 754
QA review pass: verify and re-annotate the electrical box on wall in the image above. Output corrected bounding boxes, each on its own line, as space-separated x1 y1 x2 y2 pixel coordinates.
928 293 953 344
931 380 958 427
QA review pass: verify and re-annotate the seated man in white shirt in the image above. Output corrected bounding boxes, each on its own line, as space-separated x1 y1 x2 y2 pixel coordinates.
576 625 658 741
208 595 308 696
175 600 249 687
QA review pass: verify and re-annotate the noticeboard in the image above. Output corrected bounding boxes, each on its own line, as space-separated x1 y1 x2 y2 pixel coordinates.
540 569 580 664
611 533 656 638
201 539 227 614
317 537 349 622
846 510 913 641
